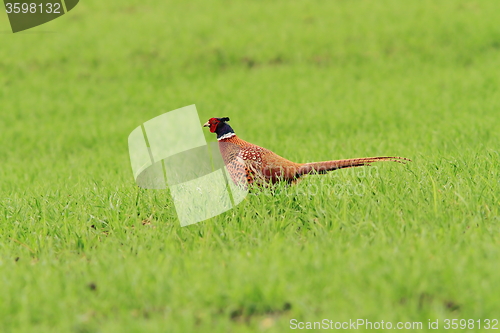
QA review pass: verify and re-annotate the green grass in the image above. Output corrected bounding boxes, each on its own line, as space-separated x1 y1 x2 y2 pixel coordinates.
1 0 500 332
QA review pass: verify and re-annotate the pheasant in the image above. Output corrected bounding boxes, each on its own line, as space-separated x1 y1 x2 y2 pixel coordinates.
203 117 409 188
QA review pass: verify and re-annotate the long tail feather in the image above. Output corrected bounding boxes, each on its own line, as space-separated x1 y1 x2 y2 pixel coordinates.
297 156 411 175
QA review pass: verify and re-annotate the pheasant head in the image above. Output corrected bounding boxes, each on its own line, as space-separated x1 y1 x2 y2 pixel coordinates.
203 117 235 140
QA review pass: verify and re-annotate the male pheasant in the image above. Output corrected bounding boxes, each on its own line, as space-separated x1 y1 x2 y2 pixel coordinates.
203 117 409 188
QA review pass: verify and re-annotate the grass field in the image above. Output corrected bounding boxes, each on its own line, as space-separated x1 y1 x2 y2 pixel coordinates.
1 0 500 332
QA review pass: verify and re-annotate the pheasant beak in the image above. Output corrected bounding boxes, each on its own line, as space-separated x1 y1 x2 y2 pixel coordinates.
203 121 209 127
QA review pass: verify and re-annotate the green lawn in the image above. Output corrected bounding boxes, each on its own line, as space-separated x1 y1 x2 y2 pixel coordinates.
1 0 500 332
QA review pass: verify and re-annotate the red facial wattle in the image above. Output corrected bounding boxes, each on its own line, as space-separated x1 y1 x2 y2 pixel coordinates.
209 119 219 133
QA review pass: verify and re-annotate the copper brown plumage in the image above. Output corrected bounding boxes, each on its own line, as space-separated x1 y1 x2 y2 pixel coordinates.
203 117 410 188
